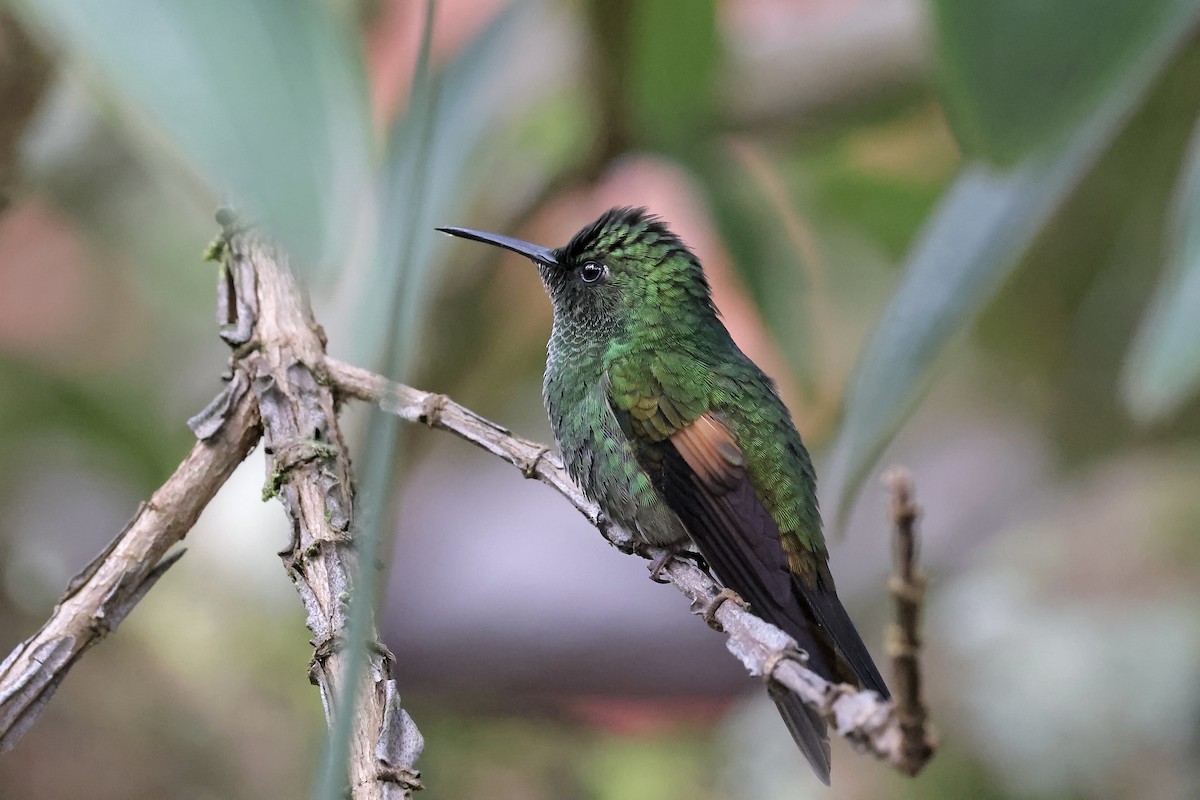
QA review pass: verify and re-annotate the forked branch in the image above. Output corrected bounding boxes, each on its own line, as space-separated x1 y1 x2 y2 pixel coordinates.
0 229 934 787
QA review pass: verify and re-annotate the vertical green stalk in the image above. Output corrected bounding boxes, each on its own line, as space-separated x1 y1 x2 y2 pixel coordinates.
313 2 438 796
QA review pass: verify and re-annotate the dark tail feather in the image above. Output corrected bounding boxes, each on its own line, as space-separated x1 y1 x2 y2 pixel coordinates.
770 684 831 785
803 582 890 698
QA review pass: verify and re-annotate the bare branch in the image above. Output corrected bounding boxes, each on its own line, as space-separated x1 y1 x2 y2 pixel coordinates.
323 358 938 775
0 378 261 752
325 359 618 541
0 212 933 786
0 229 426 795
215 229 422 798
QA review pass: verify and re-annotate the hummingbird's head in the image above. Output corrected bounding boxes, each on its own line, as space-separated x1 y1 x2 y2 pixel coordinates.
438 207 716 343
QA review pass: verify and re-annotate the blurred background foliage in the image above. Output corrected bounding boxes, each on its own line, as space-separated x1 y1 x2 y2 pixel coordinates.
1 0 1200 798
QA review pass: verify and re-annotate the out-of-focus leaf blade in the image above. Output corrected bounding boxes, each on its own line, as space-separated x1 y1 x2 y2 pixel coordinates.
345 0 531 370
585 0 716 154
317 4 532 795
628 0 716 152
1122 120 1200 422
0 357 186 489
317 11 434 796
826 0 1200 528
934 0 1177 165
10 0 372 273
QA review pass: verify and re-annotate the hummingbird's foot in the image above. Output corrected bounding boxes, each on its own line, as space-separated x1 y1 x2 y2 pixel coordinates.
695 587 750 632
647 547 676 583
646 546 709 583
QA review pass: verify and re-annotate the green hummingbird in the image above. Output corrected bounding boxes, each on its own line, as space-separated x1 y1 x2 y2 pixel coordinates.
437 207 888 783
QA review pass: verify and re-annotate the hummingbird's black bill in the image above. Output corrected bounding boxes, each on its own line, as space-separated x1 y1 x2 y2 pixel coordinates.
436 226 557 267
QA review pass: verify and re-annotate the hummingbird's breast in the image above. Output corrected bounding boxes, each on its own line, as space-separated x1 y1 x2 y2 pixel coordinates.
542 322 689 547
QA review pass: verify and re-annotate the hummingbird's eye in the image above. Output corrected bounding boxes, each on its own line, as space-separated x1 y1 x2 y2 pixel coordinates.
579 261 605 284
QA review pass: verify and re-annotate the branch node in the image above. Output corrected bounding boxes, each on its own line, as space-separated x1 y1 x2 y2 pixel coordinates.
761 646 807 684
262 438 334 501
519 446 551 479
308 633 344 684
376 767 423 792
691 587 748 632
418 393 447 428
883 467 919 528
884 625 921 658
886 575 926 604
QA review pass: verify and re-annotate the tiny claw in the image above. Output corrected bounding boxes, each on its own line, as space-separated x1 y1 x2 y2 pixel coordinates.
648 548 675 583
694 587 749 631
647 546 710 583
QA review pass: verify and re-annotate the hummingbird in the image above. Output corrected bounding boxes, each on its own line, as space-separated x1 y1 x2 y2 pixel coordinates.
437 207 888 783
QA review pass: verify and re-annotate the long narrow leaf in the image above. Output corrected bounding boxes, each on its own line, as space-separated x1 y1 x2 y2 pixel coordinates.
934 0 1178 165
316 4 436 795
826 0 1200 528
317 3 533 796
9 0 373 273
1122 119 1200 422
343 0 531 370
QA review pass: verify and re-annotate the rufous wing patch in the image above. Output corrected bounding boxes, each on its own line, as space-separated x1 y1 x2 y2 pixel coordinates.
673 414 817 583
670 413 743 493
663 413 892 699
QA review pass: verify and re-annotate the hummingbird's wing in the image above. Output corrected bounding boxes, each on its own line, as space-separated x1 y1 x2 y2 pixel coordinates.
663 413 835 783
611 379 887 694
610 370 887 783
664 414 887 693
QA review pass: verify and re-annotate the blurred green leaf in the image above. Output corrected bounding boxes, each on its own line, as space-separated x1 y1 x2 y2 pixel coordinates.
826 0 1200 528
934 0 1182 165
347 0 531 370
812 169 944 263
0 358 185 489
320 4 533 797
586 0 717 154
1122 119 1200 422
9 0 373 273
628 0 717 152
695 148 824 400
319 0 435 791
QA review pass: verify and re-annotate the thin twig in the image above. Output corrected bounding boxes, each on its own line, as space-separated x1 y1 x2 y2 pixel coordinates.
0 379 261 752
323 357 938 775
883 467 936 774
